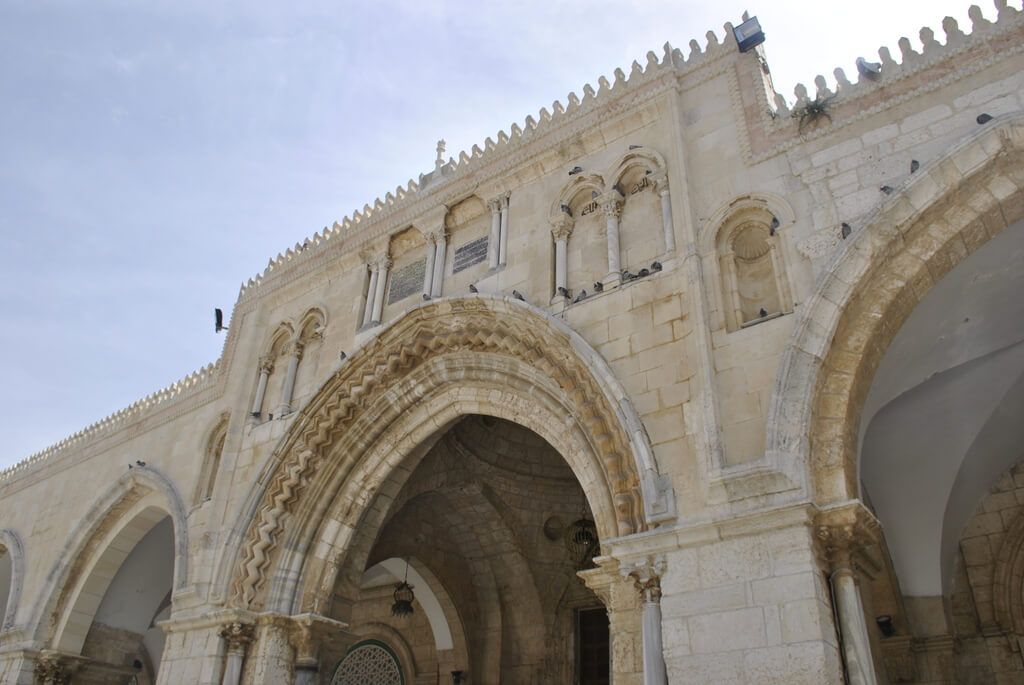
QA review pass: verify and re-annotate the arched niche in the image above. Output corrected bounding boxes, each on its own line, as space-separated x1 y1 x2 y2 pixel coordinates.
0 529 25 634
709 197 794 332
551 174 606 297
220 295 675 614
608 148 669 268
765 115 1024 505
194 412 229 506
252 322 294 420
293 307 327 405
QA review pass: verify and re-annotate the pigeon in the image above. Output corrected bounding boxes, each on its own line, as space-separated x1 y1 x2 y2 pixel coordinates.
136 460 146 467
841 223 852 239
573 289 588 303
512 290 525 301
855 57 882 78
557 286 570 297
880 185 894 195
339 351 347 361
910 160 920 174
422 293 431 301
976 113 993 125
759 308 768 318
469 284 478 293
651 261 662 272
593 281 604 292
628 144 644 150
568 166 583 175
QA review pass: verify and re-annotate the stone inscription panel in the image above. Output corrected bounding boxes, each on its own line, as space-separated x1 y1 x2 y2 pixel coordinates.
453 236 488 273
388 258 426 304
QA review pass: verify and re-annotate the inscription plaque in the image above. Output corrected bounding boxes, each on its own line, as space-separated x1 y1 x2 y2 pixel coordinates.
387 259 426 304
453 236 489 273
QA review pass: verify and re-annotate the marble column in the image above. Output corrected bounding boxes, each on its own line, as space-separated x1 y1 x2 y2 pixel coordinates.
362 262 379 326
487 198 502 269
219 622 255 685
276 341 303 416
430 231 447 298
371 256 391 324
249 616 295 685
624 556 667 685
551 217 573 304
818 514 881 685
250 357 274 418
652 175 676 254
423 233 437 297
498 192 510 265
600 190 625 286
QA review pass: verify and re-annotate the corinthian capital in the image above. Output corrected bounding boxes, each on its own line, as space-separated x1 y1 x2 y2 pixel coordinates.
219 621 256 651
621 554 666 602
550 216 574 241
599 190 625 217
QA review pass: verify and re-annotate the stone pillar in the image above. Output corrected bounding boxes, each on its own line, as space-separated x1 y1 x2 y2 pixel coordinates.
600 190 625 286
362 262 379 327
276 341 304 416
580 558 645 685
430 231 447 299
250 357 273 418
498 192 510 265
423 233 437 297
623 556 667 685
551 217 573 304
371 256 391 324
818 508 881 685
487 198 502 269
652 175 676 254
219 622 255 685
250 616 295 685
0 651 37 685
289 613 356 685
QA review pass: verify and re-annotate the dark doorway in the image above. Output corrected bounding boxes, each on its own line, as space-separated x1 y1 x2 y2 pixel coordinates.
577 607 610 684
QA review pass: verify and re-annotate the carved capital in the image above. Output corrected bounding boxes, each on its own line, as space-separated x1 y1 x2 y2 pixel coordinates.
501 191 510 209
34 652 85 685
815 503 881 573
287 613 354 666
622 554 666 603
551 216 574 241
219 621 256 652
649 173 669 195
487 197 502 214
375 255 393 271
284 340 305 360
258 356 275 374
599 190 625 218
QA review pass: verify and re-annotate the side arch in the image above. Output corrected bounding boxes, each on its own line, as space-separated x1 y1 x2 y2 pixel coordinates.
605 148 667 188
0 529 25 634
994 508 1024 637
220 295 676 611
27 466 191 650
766 115 1024 504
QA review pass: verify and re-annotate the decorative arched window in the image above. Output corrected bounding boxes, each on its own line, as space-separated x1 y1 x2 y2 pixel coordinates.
715 206 793 332
250 324 293 421
292 308 326 405
331 640 404 685
609 148 673 272
194 414 228 505
550 174 606 302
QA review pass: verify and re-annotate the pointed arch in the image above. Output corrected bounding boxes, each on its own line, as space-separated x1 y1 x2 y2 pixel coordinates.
218 295 676 612
766 115 1024 504
28 466 190 652
194 412 230 505
549 173 606 223
0 529 25 634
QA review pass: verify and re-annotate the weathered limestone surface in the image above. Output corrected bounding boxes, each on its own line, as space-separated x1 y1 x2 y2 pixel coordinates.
1 3 1024 683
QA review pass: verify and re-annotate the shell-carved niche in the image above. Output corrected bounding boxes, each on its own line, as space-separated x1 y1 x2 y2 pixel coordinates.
716 208 793 332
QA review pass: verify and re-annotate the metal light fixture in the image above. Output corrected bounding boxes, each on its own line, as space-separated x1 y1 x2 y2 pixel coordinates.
733 16 765 53
391 560 415 617
565 518 599 569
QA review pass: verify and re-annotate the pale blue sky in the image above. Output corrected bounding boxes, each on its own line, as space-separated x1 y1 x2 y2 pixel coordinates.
0 0 989 467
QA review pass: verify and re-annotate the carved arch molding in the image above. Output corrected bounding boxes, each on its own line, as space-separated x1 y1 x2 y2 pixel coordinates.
231 296 673 607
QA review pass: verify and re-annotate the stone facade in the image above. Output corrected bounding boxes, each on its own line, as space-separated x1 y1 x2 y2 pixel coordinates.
2 3 1024 684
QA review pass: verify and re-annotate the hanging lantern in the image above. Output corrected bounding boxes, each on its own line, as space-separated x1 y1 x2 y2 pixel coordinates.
392 581 415 616
565 518 599 569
